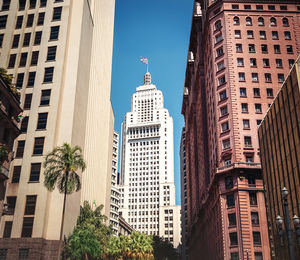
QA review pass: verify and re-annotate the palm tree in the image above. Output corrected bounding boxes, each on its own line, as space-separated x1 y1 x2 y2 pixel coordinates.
43 143 86 259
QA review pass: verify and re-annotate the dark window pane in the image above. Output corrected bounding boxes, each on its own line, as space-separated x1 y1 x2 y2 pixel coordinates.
18 0 26 11
26 14 34 27
1 0 11 11
40 0 47 7
49 26 59 40
27 71 36 87
16 73 24 88
0 249 7 259
24 195 37 215
250 192 257 205
0 33 3 47
251 212 260 225
29 163 41 182
46 46 57 61
40 89 51 106
16 140 25 157
231 252 239 260
30 51 39 66
12 165 21 183
20 116 29 132
37 113 48 130
12 34 20 48
21 217 34 237
228 213 236 226
0 15 8 29
6 196 16 215
253 232 261 245
34 31 42 45
3 221 12 238
19 248 29 260
37 12 45 26
43 67 54 83
15 15 23 29
225 176 233 189
255 252 263 260
52 7 62 21
33 137 44 155
230 232 238 246
23 33 31 46
19 53 28 67
227 194 235 207
248 175 256 185
8 54 17 68
29 0 36 9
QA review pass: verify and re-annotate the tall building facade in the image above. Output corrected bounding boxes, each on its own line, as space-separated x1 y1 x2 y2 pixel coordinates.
258 57 300 260
180 127 187 260
182 1 300 259
0 0 115 259
110 131 120 235
119 71 181 247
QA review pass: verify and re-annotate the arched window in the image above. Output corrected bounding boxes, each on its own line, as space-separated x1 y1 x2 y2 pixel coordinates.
270 17 277 26
258 17 264 26
215 20 222 30
283 17 289 27
233 16 240 25
246 17 252 26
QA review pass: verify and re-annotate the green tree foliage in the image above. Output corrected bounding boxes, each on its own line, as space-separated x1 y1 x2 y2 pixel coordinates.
0 67 20 99
152 236 179 260
0 144 8 165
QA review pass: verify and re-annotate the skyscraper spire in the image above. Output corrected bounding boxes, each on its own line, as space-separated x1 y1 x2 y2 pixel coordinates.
144 71 151 85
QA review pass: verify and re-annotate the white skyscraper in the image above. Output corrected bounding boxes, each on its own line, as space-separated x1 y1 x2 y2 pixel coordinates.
119 71 181 247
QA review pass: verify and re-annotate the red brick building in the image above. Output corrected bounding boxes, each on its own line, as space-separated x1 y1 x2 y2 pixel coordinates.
182 1 300 259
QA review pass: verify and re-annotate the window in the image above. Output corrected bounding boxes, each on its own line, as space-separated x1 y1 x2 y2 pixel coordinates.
280 6 287 11
248 175 256 185
286 45 293 54
214 20 222 30
241 103 248 113
231 253 239 260
19 52 28 67
257 120 262 126
3 221 12 238
258 17 264 26
266 88 273 97
34 31 42 45
249 58 256 67
215 33 223 43
40 0 47 7
256 5 263 10
49 26 60 40
12 34 20 48
272 31 278 40
0 15 8 28
220 105 228 116
252 73 258 82
225 176 233 189
222 139 230 150
19 0 26 11
246 17 252 25
234 30 241 38
249 192 257 205
21 217 34 237
0 33 3 48
228 213 236 226
259 31 266 39
40 89 51 106
33 137 45 155
237 58 244 66
15 15 23 29
43 67 54 83
233 16 239 25
270 17 277 26
251 212 259 225
24 195 37 215
253 232 261 245
284 31 291 40
240 88 246 97
244 5 251 10
247 30 254 39
282 18 289 27
288 59 295 68
261 44 268 53
29 0 36 9
37 12 45 25
230 232 238 246
218 76 226 85
276 59 282 68
12 165 21 183
16 140 25 157
227 194 235 207
24 93 33 110
263 59 269 68
27 71 36 87
216 47 224 57
6 196 16 215
274 45 281 54
265 73 272 83
1 0 10 11
255 103 262 113
253 88 260 97
244 136 252 147
219 90 227 101
243 119 250 129
26 14 34 27
37 113 48 130
221 121 229 132
46 46 57 61
236 44 242 53
249 44 255 53
278 74 284 83
232 5 239 10
238 73 245 82
217 61 225 71
16 73 24 88
23 32 31 46
52 6 62 21
268 5 275 10
30 51 39 66
247 156 254 162
255 252 263 260
8 54 17 68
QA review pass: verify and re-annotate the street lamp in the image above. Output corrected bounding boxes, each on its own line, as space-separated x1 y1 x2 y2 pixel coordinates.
276 215 284 246
281 187 295 260
292 215 300 246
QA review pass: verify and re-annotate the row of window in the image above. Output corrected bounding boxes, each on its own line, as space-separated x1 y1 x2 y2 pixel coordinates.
236 58 294 69
0 248 29 260
227 211 259 227
16 137 45 158
235 43 294 54
221 118 260 133
231 251 263 260
231 3 292 11
20 112 48 135
1 0 64 12
222 135 254 149
227 192 258 208
233 16 289 27
237 72 284 83
234 30 291 40
230 231 261 246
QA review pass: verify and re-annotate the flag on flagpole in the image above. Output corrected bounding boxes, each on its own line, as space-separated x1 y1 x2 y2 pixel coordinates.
140 57 148 64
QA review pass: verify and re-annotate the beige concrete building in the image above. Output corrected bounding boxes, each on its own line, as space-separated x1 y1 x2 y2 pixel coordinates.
0 0 115 259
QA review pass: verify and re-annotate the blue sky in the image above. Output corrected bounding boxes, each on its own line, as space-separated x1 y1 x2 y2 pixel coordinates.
111 0 194 205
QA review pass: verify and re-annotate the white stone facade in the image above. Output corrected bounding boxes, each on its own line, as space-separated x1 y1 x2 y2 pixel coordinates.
119 72 181 247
